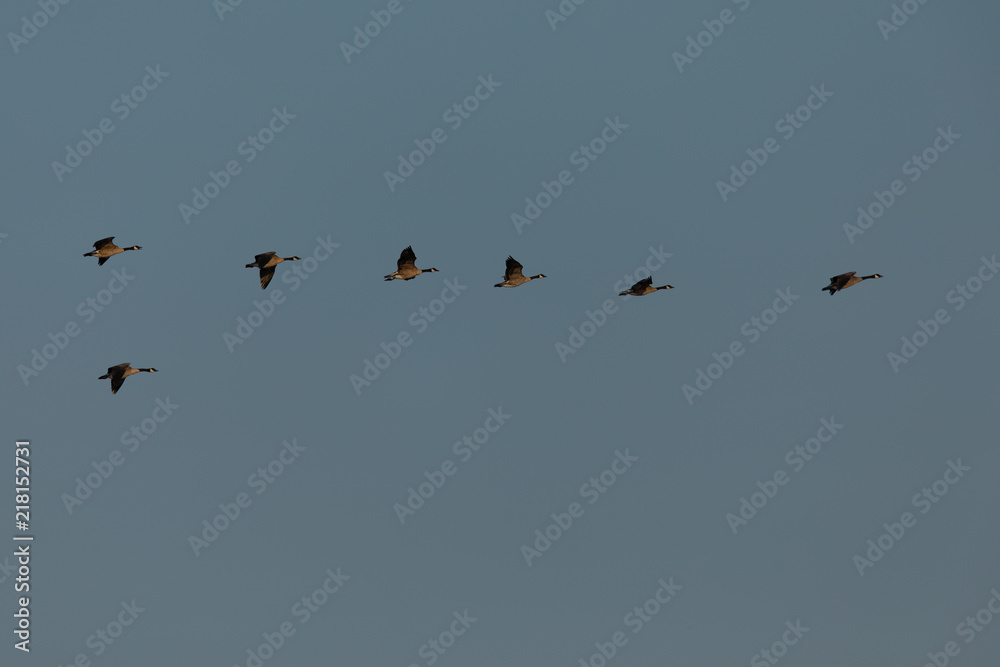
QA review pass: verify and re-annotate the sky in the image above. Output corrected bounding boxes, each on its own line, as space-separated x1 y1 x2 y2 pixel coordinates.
2 1 999 665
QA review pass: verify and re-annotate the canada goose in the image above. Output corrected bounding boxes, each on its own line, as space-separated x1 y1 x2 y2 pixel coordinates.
98 363 157 395
822 272 883 295
83 237 142 266
384 246 438 281
246 252 301 290
619 276 674 297
495 256 546 288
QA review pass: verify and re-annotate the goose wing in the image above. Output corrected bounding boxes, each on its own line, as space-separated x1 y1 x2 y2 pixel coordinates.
259 266 276 290
830 271 855 284
630 276 653 292
397 246 417 270
504 256 524 280
92 236 116 250
254 252 277 266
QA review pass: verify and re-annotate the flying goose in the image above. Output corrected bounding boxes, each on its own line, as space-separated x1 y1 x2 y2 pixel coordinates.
384 246 438 281
619 276 674 297
822 271 883 295
246 252 301 290
495 256 546 288
98 363 157 395
83 237 142 266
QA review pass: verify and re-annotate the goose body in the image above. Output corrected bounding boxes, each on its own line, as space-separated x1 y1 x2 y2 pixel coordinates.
494 256 546 288
619 276 673 297
83 237 142 266
822 271 883 295
98 363 157 395
385 246 438 281
246 252 301 289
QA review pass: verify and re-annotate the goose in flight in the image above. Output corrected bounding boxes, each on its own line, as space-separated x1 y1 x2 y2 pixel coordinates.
98 363 157 395
246 252 301 289
494 256 546 287
822 271 883 295
83 237 142 266
385 246 438 281
619 277 673 297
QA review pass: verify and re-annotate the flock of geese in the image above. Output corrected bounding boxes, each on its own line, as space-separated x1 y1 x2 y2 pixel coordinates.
83 236 883 394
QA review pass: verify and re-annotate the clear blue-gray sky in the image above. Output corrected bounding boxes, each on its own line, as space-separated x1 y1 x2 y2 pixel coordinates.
3 1 999 665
